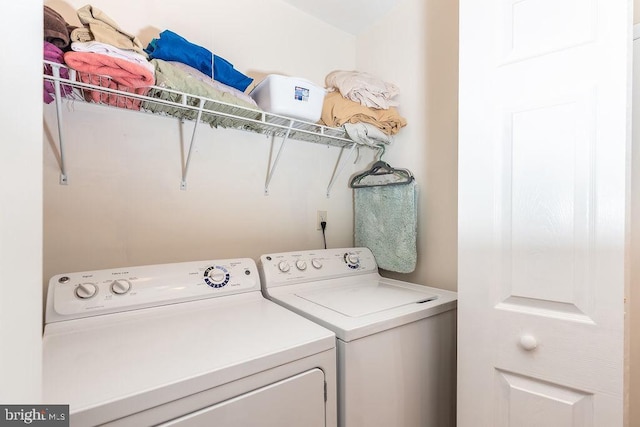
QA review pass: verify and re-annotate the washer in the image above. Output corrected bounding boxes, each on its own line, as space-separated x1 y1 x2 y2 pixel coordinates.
258 247 457 427
43 258 337 427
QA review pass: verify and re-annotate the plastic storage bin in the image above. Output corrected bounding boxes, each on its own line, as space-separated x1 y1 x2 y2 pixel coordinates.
250 74 326 123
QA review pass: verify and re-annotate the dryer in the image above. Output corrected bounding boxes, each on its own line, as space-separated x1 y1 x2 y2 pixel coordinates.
258 247 457 427
43 258 337 426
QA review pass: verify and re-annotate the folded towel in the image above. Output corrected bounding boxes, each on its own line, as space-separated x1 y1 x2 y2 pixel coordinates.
354 181 417 273
72 5 146 57
344 122 393 148
64 51 154 88
43 42 73 104
143 59 262 128
326 70 400 110
64 51 153 111
145 30 253 92
71 41 154 74
321 92 407 135
44 6 74 50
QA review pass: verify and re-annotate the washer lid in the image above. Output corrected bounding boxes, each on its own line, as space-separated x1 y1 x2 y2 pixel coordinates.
295 283 437 317
267 276 457 342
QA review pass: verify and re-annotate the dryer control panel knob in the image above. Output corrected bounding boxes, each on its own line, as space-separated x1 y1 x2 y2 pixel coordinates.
204 266 230 288
295 260 307 271
311 258 323 269
344 253 360 269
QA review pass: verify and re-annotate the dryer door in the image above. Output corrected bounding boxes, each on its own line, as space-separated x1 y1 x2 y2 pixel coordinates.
161 368 326 427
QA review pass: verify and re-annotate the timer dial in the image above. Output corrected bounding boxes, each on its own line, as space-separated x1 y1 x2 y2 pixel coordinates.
344 253 360 269
295 260 307 271
204 266 230 288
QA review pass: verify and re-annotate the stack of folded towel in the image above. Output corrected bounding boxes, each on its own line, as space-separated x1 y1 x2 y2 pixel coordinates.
63 5 154 110
320 70 407 146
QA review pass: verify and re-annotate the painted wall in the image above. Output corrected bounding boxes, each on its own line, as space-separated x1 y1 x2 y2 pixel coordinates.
42 0 377 286
356 0 459 291
42 0 460 297
0 0 43 402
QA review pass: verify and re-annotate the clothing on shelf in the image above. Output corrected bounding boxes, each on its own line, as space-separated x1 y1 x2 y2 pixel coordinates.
71 4 146 57
44 6 75 51
325 70 400 110
145 30 253 92
320 91 406 135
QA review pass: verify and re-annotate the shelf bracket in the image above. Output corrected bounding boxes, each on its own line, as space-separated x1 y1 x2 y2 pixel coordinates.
52 66 68 185
264 121 294 195
326 143 358 198
180 98 205 190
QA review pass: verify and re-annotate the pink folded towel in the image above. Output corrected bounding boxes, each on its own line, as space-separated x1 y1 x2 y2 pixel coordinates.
64 51 154 88
64 51 154 110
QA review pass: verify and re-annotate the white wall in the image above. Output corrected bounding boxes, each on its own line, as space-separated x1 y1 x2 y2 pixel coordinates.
356 0 459 291
0 0 43 402
42 0 378 285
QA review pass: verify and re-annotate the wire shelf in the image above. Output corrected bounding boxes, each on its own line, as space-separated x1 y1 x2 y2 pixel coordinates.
43 60 366 195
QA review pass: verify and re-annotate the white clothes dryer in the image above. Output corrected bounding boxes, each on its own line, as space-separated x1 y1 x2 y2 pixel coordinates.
43 258 337 427
258 247 457 427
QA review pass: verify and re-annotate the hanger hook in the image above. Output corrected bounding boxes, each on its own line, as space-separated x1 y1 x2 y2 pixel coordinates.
376 144 385 161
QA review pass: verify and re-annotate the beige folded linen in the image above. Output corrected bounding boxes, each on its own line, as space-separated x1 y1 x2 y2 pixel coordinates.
71 5 146 57
320 92 407 135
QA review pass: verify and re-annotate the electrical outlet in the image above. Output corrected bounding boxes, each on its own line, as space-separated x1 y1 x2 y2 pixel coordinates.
317 210 327 230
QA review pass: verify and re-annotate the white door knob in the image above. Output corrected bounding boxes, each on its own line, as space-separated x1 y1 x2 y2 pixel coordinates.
519 334 538 351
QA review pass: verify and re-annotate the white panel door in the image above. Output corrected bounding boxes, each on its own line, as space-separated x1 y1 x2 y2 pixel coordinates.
458 0 630 426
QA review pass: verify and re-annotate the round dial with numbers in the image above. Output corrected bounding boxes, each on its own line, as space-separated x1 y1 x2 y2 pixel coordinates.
203 266 230 288
344 253 360 269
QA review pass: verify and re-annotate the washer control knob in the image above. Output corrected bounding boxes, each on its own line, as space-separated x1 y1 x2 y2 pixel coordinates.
311 258 323 269
344 253 360 269
75 282 98 299
278 261 291 273
295 260 307 271
110 279 131 295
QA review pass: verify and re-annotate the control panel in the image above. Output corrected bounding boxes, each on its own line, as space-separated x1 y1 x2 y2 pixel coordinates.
258 247 378 288
46 258 259 323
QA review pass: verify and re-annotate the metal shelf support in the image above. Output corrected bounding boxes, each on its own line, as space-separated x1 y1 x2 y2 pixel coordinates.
264 120 294 195
52 66 68 185
326 143 358 198
180 98 205 190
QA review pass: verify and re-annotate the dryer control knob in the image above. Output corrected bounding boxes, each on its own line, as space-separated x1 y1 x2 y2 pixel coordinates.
311 258 323 269
295 260 307 271
204 266 229 288
110 279 131 295
345 253 360 267
75 282 98 299
278 261 291 273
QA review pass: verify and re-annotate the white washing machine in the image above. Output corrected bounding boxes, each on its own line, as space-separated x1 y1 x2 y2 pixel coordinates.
258 247 457 427
43 258 337 427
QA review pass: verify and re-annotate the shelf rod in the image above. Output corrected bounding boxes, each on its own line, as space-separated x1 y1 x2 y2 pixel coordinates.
264 121 294 195
180 98 205 190
52 66 68 185
326 143 358 198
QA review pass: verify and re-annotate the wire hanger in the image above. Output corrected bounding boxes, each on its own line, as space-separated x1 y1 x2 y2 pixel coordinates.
349 145 414 188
